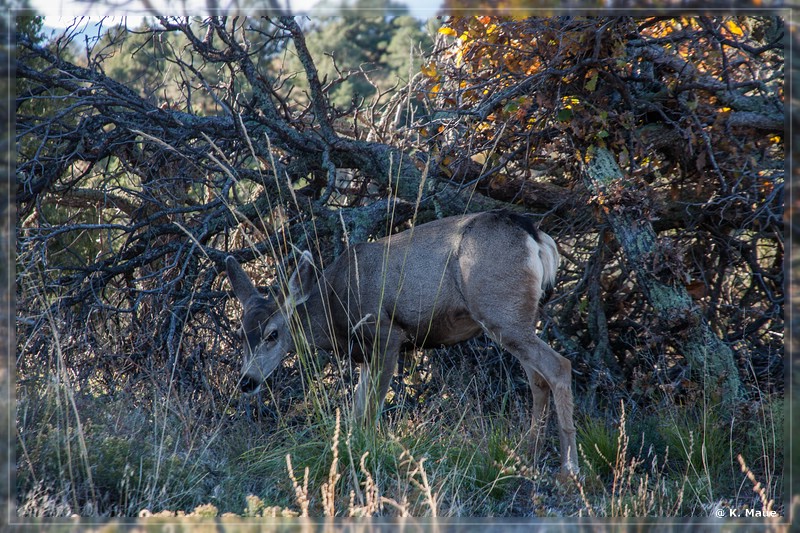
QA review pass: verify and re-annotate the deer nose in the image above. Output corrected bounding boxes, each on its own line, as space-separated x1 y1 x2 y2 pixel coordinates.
240 375 261 393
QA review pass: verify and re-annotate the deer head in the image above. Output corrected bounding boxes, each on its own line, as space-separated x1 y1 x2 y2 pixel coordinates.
225 252 315 394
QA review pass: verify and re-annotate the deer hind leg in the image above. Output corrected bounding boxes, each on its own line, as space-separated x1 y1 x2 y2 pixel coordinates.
469 313 577 474
522 364 551 465
523 335 578 476
493 328 578 477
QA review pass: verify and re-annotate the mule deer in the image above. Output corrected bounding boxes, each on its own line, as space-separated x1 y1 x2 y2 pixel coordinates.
225 210 578 475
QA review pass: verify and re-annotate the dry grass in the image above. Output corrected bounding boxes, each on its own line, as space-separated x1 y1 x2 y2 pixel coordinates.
15 329 786 520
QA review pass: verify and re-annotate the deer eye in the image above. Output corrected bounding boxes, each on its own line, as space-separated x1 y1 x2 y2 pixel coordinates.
264 329 278 343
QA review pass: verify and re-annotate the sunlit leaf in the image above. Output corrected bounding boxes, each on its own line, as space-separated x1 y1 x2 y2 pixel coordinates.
421 63 437 78
726 20 744 37
471 151 489 164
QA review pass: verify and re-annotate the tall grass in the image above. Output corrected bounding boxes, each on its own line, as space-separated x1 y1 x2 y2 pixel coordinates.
16 309 785 518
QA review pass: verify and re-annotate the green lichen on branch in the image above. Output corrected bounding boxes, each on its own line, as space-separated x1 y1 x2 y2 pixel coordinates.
583 146 744 412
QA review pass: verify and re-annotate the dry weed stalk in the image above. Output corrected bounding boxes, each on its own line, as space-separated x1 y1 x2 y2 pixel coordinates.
379 496 410 517
322 409 342 516
286 454 310 517
609 402 633 516
573 472 596 518
348 451 381 517
496 443 536 478
737 454 775 514
347 450 410 517
400 449 438 517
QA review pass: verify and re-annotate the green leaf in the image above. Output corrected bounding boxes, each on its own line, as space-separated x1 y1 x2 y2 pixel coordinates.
557 108 573 121
585 71 599 92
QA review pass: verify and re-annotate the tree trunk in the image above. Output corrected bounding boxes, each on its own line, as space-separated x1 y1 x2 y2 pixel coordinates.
582 146 744 413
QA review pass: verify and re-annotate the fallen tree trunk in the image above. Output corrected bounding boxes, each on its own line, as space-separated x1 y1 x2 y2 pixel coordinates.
582 146 744 413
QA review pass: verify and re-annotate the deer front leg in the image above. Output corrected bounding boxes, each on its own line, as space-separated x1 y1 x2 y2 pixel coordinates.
352 327 403 426
368 347 399 424
353 362 370 421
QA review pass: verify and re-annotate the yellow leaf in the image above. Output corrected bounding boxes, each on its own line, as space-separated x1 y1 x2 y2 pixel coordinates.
726 20 744 37
438 26 458 37
421 63 437 78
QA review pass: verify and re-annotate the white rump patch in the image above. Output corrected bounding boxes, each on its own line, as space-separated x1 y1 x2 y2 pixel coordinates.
525 233 560 291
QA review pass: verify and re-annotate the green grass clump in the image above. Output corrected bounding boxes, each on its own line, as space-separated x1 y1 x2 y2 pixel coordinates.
577 415 621 480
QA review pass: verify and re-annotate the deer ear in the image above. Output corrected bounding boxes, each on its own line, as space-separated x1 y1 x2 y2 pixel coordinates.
286 251 315 309
226 256 260 305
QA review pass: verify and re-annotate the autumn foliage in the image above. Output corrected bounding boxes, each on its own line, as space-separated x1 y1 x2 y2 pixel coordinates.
419 16 783 399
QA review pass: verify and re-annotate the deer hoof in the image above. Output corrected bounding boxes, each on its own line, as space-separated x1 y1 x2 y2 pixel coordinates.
556 462 579 485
